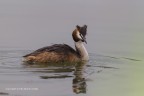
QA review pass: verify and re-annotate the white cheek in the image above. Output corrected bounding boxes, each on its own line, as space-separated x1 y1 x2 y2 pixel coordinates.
76 31 82 40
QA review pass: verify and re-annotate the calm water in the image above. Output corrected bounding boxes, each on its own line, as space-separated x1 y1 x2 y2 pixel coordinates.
0 0 144 96
0 45 143 96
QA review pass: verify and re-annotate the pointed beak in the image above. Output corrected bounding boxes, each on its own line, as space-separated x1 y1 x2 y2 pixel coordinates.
80 34 87 44
83 38 87 44
84 39 87 44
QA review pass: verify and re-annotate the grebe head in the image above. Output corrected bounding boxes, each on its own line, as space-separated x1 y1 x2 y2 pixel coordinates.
72 25 87 44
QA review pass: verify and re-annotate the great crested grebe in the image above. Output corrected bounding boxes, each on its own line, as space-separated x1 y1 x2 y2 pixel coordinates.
23 25 89 63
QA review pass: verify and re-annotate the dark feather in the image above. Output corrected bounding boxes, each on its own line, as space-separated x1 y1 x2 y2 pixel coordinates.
23 44 78 57
80 25 87 38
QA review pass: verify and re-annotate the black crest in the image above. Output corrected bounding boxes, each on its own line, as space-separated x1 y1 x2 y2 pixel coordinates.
76 25 87 38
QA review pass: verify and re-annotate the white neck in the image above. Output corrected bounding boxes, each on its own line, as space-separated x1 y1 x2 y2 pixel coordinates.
75 41 89 61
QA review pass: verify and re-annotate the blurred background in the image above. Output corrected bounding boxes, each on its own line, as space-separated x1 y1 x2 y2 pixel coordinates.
0 1 144 96
0 0 144 59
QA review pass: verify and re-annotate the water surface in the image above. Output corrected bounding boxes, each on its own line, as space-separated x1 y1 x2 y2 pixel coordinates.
0 0 144 96
0 49 143 96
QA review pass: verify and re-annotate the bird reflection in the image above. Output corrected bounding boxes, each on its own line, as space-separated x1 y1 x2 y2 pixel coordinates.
72 62 87 94
22 61 87 94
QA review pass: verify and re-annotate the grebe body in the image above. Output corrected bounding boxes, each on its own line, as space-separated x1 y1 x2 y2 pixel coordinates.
23 25 89 63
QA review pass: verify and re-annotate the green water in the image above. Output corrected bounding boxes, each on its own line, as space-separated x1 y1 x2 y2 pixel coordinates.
0 47 143 96
0 0 144 95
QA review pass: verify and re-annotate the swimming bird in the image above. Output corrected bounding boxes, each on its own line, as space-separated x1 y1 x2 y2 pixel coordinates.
23 25 89 63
